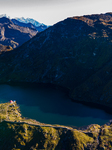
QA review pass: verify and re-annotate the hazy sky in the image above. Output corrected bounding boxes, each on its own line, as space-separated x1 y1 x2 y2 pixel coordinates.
0 0 112 25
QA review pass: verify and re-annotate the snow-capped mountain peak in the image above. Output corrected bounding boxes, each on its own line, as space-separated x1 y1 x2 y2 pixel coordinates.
14 17 42 27
0 14 10 19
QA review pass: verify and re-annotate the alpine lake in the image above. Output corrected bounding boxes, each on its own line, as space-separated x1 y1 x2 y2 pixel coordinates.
0 83 112 127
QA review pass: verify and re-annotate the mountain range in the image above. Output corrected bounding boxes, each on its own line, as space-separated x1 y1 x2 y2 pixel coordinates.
11 18 48 32
0 15 48 49
0 13 112 109
14 17 44 27
0 14 48 27
1 12 112 150
0 17 37 48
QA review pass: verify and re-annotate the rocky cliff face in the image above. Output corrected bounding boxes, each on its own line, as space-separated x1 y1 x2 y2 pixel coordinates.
0 17 37 48
0 13 112 107
0 44 13 53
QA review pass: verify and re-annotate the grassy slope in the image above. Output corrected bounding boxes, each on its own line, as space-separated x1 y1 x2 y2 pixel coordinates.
0 102 112 150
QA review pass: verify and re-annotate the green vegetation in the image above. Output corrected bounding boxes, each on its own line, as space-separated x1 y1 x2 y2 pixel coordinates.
0 102 22 122
0 102 111 150
1 13 112 149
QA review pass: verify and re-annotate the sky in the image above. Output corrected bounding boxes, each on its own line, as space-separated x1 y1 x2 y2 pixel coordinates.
0 0 112 25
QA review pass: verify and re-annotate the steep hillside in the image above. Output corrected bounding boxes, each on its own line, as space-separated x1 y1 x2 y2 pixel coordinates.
1 13 112 107
0 102 112 150
0 17 37 48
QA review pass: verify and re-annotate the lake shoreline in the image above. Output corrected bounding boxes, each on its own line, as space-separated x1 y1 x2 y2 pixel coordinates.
0 82 112 127
6 81 112 116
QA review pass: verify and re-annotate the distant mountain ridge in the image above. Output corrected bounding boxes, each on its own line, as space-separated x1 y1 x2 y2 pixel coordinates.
12 17 48 32
0 14 10 19
0 17 38 48
0 14 47 26
0 14 48 30
14 17 42 27
11 19 37 30
11 18 48 32
0 15 48 49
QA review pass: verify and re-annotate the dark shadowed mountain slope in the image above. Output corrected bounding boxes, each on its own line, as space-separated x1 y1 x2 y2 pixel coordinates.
0 17 37 48
1 13 112 107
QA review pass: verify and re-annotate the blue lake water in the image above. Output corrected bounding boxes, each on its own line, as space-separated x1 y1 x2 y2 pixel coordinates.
0 83 112 127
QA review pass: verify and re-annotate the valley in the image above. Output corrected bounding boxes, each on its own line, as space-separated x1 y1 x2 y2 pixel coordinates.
0 13 112 107
0 12 112 149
